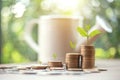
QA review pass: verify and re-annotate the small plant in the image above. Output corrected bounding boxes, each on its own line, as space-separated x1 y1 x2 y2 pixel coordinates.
52 53 57 60
38 60 42 64
69 40 76 49
48 53 62 68
77 25 101 45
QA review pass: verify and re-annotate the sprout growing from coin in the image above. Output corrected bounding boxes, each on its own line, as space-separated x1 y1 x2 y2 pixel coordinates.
77 25 101 45
52 53 57 60
69 40 76 49
38 60 42 64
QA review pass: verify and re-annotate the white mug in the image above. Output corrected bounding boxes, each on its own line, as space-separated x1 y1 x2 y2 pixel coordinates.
24 15 112 64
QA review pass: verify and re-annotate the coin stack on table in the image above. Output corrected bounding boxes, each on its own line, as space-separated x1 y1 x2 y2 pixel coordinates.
48 62 63 67
65 53 82 69
80 46 95 69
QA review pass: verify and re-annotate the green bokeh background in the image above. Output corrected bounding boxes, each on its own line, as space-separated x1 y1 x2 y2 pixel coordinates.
0 0 120 63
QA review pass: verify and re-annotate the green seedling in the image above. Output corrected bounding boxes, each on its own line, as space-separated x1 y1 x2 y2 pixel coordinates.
38 60 42 64
69 40 76 49
77 25 101 45
52 53 57 59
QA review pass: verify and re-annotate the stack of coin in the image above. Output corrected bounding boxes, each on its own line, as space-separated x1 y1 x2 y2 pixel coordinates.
65 53 82 69
31 65 48 70
48 62 63 67
80 45 95 69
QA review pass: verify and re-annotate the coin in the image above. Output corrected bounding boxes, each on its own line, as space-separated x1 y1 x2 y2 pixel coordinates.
31 65 48 70
48 62 63 67
66 53 82 69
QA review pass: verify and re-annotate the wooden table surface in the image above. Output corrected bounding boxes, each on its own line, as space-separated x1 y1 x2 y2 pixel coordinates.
0 59 120 80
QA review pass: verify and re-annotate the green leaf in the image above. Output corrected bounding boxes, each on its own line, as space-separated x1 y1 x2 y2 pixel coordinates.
52 53 57 59
85 25 91 31
77 27 87 37
69 41 76 49
89 30 101 37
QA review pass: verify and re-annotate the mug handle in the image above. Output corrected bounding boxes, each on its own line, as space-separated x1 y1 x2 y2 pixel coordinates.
24 19 39 53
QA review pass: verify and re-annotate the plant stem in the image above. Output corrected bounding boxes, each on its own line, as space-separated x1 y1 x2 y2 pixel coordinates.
87 30 89 45
87 36 89 45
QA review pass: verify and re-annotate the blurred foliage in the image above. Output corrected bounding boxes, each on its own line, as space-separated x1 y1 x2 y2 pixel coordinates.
1 0 46 63
89 0 120 58
1 0 120 63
